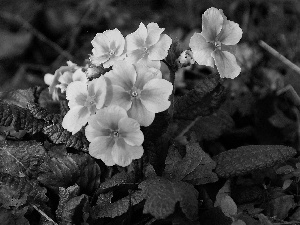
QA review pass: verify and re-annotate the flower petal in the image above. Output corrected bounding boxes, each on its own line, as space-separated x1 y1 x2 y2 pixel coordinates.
218 20 242 45
44 73 54 86
148 34 172 60
62 106 90 134
103 54 126 68
108 85 132 110
85 123 111 142
72 69 88 82
189 33 215 67
136 57 161 69
91 33 110 56
89 136 115 166
201 7 224 42
66 81 88 108
90 54 110 66
104 28 125 56
125 22 147 51
118 117 144 146
135 65 162 90
140 78 173 113
128 98 155 126
88 76 107 109
126 49 145 64
87 113 109 131
111 138 144 167
212 50 241 79
58 71 73 84
104 61 136 91
146 23 164 46
93 105 128 131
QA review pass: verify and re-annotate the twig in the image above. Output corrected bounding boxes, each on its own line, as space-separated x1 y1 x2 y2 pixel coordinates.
0 12 73 60
259 40 300 75
32 204 58 225
277 84 300 111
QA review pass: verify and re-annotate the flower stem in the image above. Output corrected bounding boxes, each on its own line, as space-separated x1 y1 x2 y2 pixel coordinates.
169 69 176 121
162 59 176 121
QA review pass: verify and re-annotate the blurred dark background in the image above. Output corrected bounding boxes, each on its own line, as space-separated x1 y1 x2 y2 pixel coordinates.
0 0 300 96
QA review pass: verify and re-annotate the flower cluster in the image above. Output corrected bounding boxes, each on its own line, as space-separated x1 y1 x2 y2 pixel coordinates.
44 8 242 167
45 22 173 167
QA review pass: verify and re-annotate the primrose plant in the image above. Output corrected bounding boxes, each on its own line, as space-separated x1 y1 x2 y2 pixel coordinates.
44 7 242 167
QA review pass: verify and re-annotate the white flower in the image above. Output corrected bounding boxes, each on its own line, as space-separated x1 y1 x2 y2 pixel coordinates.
85 105 144 167
125 22 172 69
90 29 125 68
62 76 107 134
104 61 173 126
189 7 243 78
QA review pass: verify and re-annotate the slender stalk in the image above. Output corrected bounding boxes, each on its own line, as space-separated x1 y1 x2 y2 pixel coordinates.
259 40 300 76
162 59 176 121
32 204 58 225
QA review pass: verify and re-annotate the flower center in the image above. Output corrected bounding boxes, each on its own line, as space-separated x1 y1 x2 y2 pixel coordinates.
110 130 119 138
131 91 138 97
109 49 115 56
129 87 141 99
85 95 96 107
113 131 119 137
142 46 149 56
214 41 222 50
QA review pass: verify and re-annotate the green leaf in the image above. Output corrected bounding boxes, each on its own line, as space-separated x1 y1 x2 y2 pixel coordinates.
164 142 218 185
282 179 293 190
214 180 231 208
76 154 101 194
98 171 135 192
0 102 45 134
0 140 47 178
91 190 143 218
0 87 36 108
139 177 198 221
165 40 183 71
0 207 30 225
276 165 295 175
27 102 89 151
43 123 89 151
38 148 100 193
174 73 226 120
191 109 234 141
0 172 48 206
214 145 297 178
265 195 295 220
220 195 237 218
56 185 89 224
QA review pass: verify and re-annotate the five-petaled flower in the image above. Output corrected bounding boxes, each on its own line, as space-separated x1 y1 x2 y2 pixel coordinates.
62 76 107 134
104 61 173 126
189 7 242 79
44 61 80 101
90 28 125 68
125 22 172 69
85 105 144 167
